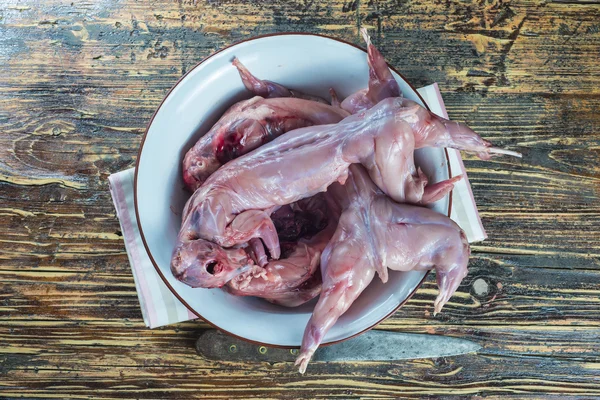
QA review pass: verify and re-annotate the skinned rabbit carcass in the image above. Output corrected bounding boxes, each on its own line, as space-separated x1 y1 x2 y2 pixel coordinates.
294 165 471 373
252 26 407 296
183 96 349 191
171 97 518 289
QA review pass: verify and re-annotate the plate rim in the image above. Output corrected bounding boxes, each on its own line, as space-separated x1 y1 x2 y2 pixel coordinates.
133 31 453 348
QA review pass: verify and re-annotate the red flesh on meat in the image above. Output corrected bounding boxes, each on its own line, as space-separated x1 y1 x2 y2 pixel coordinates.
183 96 349 191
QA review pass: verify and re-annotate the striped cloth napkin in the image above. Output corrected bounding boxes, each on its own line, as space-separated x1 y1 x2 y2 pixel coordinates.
108 83 486 329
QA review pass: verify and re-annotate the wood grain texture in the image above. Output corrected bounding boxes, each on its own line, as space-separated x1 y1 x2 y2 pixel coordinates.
1 0 599 398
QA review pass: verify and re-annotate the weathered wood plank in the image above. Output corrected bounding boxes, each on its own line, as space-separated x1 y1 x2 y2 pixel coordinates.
1 351 600 398
3 259 600 347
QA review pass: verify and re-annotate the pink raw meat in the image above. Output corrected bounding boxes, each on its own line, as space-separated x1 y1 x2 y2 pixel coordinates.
171 98 518 289
183 96 349 191
224 220 336 306
340 28 401 114
295 165 470 373
233 57 330 104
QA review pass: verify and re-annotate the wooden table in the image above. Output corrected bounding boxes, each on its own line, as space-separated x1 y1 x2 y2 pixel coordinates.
1 0 599 398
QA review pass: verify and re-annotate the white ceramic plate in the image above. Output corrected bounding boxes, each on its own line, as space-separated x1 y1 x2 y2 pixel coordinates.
135 33 450 347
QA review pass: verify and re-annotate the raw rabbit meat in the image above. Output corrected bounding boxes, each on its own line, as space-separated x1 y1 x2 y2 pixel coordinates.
221 27 403 300
340 28 401 114
171 98 517 289
271 193 329 242
224 220 336 306
183 96 349 191
225 193 332 306
295 165 470 373
233 57 329 104
262 272 322 307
